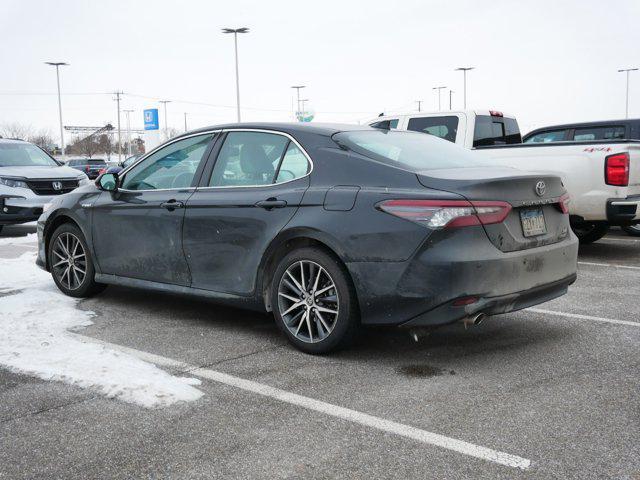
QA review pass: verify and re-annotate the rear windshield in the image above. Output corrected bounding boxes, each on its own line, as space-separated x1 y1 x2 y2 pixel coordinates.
88 160 107 165
0 143 58 167
473 116 521 147
333 130 485 171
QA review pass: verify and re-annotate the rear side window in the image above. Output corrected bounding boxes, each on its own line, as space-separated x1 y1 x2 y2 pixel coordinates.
524 130 568 143
473 115 522 147
407 116 459 143
333 130 485 172
572 126 625 141
370 119 399 130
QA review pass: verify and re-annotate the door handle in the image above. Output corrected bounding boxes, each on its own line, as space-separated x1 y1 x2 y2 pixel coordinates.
255 198 287 209
160 200 184 211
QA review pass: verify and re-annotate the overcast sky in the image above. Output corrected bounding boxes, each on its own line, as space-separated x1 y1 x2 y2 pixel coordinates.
1 0 639 138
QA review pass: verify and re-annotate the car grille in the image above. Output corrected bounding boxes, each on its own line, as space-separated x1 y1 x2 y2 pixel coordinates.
26 179 80 196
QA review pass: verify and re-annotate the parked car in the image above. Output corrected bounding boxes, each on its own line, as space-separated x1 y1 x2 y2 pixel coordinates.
370 111 640 243
67 158 108 179
0 138 89 233
37 123 578 353
524 119 640 237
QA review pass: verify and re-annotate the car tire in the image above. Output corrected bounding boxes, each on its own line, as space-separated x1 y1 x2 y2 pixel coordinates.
48 223 107 298
271 247 359 354
571 222 609 244
621 224 640 237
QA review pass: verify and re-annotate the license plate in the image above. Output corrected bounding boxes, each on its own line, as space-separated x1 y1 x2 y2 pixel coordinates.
520 208 547 237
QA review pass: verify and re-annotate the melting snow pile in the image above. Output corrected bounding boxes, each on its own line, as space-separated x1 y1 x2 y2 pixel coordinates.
0 244 203 408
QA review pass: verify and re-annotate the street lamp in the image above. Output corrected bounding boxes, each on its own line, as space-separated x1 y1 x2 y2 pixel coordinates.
184 112 188 132
455 67 474 109
222 27 249 122
291 85 306 121
432 86 447 111
416 100 423 112
44 62 69 160
449 90 454 110
159 100 171 140
123 109 134 156
300 99 309 114
618 68 638 118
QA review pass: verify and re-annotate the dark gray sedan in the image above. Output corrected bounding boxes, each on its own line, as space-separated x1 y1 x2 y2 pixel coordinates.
36 123 578 353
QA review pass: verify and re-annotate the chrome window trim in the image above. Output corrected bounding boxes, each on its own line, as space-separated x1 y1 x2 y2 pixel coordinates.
117 130 221 193
195 128 314 190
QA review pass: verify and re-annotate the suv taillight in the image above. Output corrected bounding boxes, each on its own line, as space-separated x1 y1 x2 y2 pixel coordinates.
378 199 511 228
605 152 629 186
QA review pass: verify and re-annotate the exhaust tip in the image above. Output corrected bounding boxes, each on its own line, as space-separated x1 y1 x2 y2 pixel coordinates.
473 313 487 325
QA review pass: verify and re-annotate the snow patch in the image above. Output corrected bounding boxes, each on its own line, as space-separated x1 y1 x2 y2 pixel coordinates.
0 233 38 245
0 249 203 408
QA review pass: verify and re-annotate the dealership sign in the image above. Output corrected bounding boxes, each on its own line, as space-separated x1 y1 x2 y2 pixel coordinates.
144 109 159 130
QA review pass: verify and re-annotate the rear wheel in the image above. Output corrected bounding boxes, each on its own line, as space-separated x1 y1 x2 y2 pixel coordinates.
622 224 640 237
271 247 359 354
48 223 107 297
571 222 609 244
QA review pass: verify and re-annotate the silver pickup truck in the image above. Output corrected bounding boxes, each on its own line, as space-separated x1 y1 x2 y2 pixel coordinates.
0 138 90 233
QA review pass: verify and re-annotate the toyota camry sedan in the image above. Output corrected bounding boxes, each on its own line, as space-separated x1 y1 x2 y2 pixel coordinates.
36 123 578 353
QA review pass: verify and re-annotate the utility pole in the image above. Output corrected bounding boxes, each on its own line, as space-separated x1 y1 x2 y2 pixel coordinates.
291 85 305 121
449 90 454 110
114 91 123 163
222 27 249 122
184 112 188 132
44 62 68 160
123 109 134 156
618 68 638 118
159 100 171 141
432 86 447 111
455 67 474 109
300 99 309 115
416 100 422 112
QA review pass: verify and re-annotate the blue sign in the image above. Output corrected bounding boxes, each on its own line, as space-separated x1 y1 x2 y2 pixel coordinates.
143 109 159 130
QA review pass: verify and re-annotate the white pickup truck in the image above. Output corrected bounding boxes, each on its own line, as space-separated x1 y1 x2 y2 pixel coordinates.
368 110 640 243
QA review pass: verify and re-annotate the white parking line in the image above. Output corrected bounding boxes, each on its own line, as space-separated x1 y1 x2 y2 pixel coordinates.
528 308 640 327
598 237 640 243
76 334 531 470
578 261 640 270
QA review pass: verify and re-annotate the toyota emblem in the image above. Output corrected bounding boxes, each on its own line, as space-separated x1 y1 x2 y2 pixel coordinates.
52 181 63 191
535 181 546 197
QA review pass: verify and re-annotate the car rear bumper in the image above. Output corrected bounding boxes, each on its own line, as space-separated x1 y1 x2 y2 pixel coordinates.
346 225 578 327
606 195 640 225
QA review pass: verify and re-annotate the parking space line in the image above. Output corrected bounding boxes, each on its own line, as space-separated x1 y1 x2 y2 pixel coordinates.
528 308 640 327
598 237 640 243
75 334 531 470
578 261 640 270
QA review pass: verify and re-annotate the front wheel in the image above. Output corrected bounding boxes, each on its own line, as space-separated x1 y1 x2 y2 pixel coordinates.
571 222 609 244
622 224 640 237
48 223 107 298
271 247 359 354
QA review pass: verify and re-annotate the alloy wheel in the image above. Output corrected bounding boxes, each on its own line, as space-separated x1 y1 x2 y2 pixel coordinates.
52 232 87 291
277 260 339 343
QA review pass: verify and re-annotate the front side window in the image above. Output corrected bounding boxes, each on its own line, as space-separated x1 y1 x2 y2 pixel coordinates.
524 130 568 143
121 134 214 191
407 116 459 143
573 126 625 141
0 142 58 167
334 129 485 171
209 132 308 187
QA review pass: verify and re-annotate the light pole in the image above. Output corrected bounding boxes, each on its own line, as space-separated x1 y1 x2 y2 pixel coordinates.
44 62 68 160
222 27 249 122
123 109 134 156
113 91 123 163
449 90 454 110
416 100 422 112
432 86 447 111
300 99 309 115
184 112 188 132
455 67 474 109
618 68 638 118
159 100 171 140
291 85 305 121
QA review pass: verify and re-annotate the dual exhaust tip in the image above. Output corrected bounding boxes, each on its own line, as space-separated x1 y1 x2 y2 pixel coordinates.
409 312 488 342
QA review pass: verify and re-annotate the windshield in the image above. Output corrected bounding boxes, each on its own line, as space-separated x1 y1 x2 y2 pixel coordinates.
0 143 58 167
333 129 485 171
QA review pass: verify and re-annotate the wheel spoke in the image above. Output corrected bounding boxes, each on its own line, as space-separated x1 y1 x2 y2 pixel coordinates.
73 265 86 276
315 310 332 334
305 309 313 342
53 258 67 268
53 250 66 261
57 237 70 257
286 270 304 294
278 291 299 302
295 311 308 335
299 261 306 292
314 284 334 298
282 300 305 317
312 267 322 293
316 305 338 315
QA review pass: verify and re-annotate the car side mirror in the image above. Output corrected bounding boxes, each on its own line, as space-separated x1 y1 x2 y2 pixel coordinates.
96 172 119 192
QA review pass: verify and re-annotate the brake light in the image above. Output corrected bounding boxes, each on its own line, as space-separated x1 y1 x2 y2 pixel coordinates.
558 193 570 214
605 152 629 186
489 110 503 117
378 199 511 229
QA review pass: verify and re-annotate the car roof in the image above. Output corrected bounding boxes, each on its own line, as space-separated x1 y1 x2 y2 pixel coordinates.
526 119 639 134
181 122 376 139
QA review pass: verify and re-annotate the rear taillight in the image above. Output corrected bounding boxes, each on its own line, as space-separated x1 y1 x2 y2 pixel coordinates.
378 199 511 229
85 165 90 172
558 193 570 214
605 152 629 186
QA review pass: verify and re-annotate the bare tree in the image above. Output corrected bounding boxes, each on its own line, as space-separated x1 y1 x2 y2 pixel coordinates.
28 129 55 151
0 122 34 140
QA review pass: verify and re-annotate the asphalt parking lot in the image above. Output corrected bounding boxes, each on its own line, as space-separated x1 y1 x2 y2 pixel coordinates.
1 224 639 479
